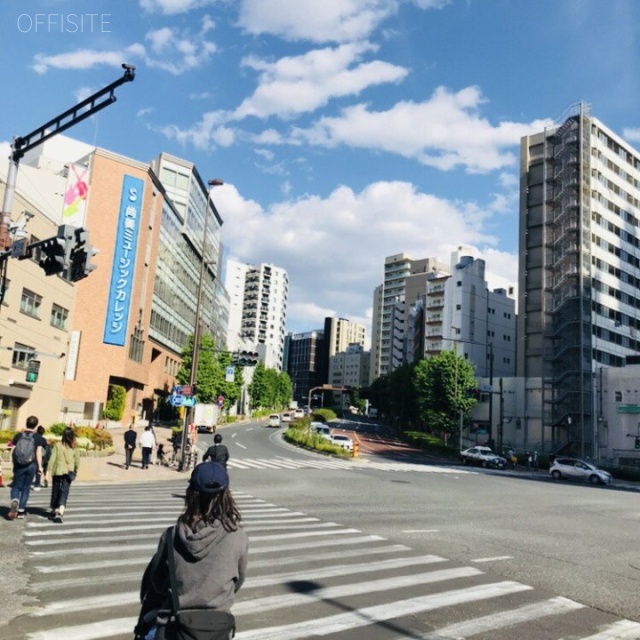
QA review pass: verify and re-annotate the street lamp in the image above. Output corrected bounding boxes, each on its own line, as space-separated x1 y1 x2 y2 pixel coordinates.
179 178 223 471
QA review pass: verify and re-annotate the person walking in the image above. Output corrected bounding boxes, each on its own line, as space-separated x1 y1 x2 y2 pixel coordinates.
140 425 156 470
135 462 248 640
7 416 44 520
47 427 80 523
124 424 137 470
203 433 229 468
33 425 50 491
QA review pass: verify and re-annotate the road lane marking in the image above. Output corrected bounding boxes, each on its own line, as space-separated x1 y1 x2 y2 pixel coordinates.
402 529 439 533
577 620 640 639
472 555 513 563
27 617 136 640
250 534 385 553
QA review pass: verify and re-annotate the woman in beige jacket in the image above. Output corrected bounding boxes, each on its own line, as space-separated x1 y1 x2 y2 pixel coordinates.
47 427 80 523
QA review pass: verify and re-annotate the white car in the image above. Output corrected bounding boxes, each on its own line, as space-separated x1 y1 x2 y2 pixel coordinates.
293 408 304 419
330 434 354 451
267 414 281 428
460 446 506 469
550 458 612 485
281 412 292 423
311 423 332 441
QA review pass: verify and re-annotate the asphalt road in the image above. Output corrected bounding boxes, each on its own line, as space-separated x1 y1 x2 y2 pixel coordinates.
206 420 640 622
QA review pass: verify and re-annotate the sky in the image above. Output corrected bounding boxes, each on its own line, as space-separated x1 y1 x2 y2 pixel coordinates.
2 0 640 341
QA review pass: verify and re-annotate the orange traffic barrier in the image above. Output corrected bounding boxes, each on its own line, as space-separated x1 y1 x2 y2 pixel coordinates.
352 442 359 458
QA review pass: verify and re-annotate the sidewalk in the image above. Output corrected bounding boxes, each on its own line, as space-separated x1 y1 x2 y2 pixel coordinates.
76 425 186 484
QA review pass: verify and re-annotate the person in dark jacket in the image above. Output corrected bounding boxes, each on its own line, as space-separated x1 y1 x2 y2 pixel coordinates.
124 425 137 469
137 462 248 639
203 433 229 468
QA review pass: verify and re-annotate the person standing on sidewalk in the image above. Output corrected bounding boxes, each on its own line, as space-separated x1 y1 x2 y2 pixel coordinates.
140 426 156 470
7 416 43 520
124 424 137 470
47 427 80 523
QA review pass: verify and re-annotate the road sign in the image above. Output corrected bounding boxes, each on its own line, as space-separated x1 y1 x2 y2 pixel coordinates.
225 366 234 382
169 394 183 407
217 395 224 408
182 397 197 408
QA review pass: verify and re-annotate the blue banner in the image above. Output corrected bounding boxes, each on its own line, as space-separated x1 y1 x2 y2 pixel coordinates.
103 175 144 346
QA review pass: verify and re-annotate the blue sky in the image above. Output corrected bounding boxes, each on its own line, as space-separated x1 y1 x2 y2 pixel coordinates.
2 0 640 340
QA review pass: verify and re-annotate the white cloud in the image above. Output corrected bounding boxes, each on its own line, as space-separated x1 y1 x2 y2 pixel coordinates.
238 0 398 43
216 180 505 333
158 110 236 149
291 86 553 173
32 44 145 74
233 42 408 120
623 127 640 143
140 0 215 15
144 18 217 75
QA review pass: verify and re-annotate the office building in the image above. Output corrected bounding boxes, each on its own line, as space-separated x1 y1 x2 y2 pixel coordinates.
286 330 325 405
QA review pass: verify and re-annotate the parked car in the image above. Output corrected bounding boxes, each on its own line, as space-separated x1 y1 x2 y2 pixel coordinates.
549 458 612 485
267 413 281 428
330 434 353 451
281 412 292 423
460 446 506 469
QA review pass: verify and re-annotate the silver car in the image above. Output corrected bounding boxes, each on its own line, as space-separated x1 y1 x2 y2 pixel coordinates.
549 458 612 485
460 446 506 469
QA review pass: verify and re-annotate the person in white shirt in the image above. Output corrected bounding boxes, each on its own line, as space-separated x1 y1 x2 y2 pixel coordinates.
139 426 156 470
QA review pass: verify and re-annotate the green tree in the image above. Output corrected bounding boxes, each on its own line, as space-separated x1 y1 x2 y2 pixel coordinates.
413 350 476 433
248 361 268 409
103 384 126 420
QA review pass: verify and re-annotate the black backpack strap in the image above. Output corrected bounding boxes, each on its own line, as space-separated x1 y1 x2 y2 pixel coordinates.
165 526 180 615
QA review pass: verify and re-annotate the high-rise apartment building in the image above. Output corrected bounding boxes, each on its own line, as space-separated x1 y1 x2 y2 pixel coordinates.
518 104 640 457
328 343 370 390
225 259 288 370
370 254 448 382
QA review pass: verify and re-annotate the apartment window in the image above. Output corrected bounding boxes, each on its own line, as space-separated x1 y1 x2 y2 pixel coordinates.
20 289 42 318
128 326 145 363
457 281 462 287
12 343 35 369
50 304 69 330
615 391 622 402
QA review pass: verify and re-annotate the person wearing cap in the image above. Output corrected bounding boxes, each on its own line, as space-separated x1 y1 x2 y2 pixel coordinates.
137 462 248 637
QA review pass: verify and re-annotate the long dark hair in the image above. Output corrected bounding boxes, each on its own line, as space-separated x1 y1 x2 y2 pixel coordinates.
179 486 241 533
61 427 76 449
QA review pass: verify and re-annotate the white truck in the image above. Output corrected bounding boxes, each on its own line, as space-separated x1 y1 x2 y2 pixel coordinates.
194 403 219 433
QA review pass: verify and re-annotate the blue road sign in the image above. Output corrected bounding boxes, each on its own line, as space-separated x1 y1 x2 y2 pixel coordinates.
169 394 183 407
182 397 197 408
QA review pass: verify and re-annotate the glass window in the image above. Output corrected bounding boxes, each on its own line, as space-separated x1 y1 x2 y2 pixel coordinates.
50 304 69 330
20 289 42 318
12 343 35 369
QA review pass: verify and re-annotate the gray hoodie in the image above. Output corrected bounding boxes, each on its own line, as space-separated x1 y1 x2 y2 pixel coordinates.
140 519 248 615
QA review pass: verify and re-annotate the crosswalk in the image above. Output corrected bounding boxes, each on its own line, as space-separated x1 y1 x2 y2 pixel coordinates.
7 481 640 640
226 454 474 474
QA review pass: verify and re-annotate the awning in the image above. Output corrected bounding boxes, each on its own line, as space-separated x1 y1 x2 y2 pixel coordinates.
0 384 33 400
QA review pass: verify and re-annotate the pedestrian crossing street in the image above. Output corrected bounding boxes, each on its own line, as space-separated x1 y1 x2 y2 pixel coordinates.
8 481 640 640
226 454 475 474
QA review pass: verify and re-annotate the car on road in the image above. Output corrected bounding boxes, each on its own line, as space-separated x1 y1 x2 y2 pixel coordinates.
460 446 507 469
293 408 304 419
330 434 353 451
281 412 292 423
311 423 332 441
196 424 216 434
549 457 612 485
267 413 281 428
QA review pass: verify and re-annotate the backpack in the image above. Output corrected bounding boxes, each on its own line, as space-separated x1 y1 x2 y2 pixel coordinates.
13 431 36 465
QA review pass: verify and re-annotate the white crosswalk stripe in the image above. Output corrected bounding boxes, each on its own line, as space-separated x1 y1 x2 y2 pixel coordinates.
225 455 475 473
5 481 640 640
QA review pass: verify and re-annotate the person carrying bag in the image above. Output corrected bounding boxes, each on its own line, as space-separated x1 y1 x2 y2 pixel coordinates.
135 462 248 640
47 426 80 523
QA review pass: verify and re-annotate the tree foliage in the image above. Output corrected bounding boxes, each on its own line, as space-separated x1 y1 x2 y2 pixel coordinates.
369 350 477 433
248 361 292 410
176 334 244 410
103 384 126 420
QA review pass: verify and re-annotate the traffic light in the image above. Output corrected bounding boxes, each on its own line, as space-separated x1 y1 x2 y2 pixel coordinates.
26 359 40 383
465 388 481 399
635 436 640 450
232 350 259 366
68 227 98 282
